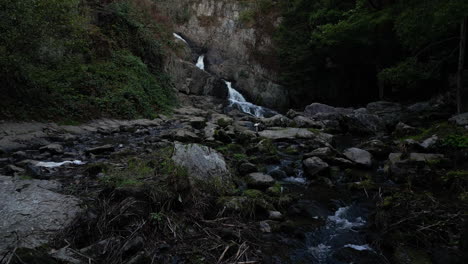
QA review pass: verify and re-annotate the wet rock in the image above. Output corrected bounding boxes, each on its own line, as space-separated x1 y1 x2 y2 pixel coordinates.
247 173 275 188
172 143 233 191
268 211 283 220
85 144 115 155
40 143 64 154
449 112 468 126
262 114 293 127
343 148 373 167
268 169 287 179
0 176 82 255
239 162 257 175
393 122 421 137
303 157 329 176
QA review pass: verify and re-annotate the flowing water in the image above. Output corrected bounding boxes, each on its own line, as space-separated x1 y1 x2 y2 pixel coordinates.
173 33 188 44
225 80 276 118
196 55 205 70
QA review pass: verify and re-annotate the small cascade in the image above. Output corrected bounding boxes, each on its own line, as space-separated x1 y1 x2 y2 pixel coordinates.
289 204 379 263
225 80 269 118
196 55 205 70
173 33 188 44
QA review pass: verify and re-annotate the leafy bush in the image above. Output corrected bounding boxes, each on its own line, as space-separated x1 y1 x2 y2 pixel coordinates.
0 0 175 121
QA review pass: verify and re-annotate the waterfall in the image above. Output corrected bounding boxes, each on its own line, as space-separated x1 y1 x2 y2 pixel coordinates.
173 33 188 44
225 80 267 118
196 55 205 70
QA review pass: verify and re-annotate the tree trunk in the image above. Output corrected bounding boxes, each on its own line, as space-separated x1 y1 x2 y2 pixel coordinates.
457 17 467 114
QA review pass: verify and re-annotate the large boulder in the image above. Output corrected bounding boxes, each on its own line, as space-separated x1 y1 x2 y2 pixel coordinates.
172 143 233 191
343 148 373 167
0 176 82 255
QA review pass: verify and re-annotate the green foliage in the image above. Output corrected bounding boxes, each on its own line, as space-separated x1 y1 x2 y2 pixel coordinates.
0 0 175 120
276 0 468 105
398 122 468 147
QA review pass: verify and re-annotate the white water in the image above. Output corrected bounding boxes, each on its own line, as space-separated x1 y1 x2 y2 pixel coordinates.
299 206 373 263
36 160 85 168
327 206 366 230
196 55 205 70
173 33 188 44
344 244 373 251
225 80 267 118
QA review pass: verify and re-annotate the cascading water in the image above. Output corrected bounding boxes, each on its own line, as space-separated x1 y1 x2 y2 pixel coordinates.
196 55 205 70
225 80 270 118
289 204 382 264
173 33 188 44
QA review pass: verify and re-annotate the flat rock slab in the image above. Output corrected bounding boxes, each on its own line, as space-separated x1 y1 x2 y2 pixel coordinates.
343 148 373 167
259 128 333 143
0 176 82 255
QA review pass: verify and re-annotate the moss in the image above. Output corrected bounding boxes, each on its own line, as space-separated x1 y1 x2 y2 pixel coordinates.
308 128 321 134
267 183 283 196
217 118 232 128
398 122 468 148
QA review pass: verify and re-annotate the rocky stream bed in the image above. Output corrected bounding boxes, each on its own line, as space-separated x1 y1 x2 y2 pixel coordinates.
1 95 467 264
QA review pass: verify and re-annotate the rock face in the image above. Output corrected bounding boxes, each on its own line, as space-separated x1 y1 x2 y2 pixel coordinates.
343 148 373 167
172 143 233 190
165 57 228 98
157 0 289 110
0 176 82 255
